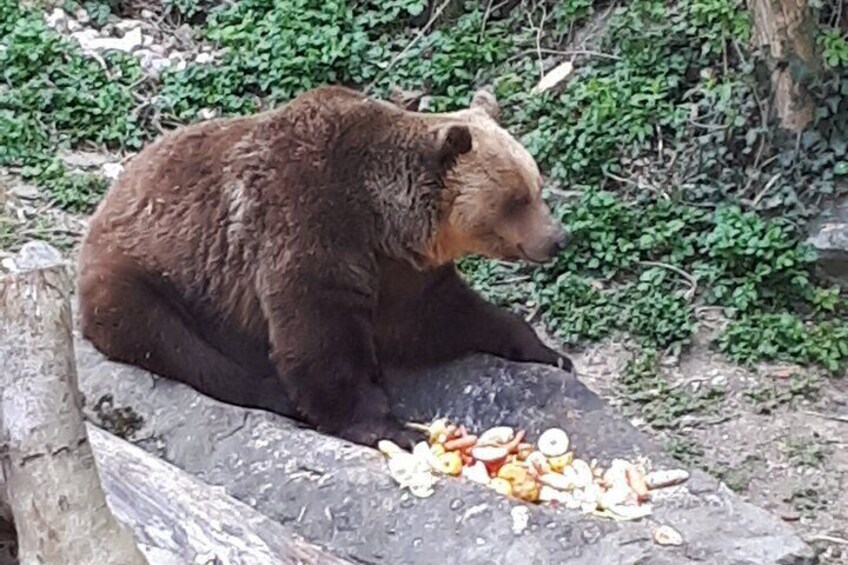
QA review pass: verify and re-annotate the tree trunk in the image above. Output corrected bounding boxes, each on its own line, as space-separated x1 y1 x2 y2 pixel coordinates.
750 0 819 133
0 242 146 565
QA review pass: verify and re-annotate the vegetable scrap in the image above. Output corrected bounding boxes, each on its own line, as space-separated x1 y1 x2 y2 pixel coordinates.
378 419 690 522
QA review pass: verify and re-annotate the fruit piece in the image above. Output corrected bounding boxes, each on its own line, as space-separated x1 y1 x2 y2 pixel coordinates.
645 469 690 490
652 525 684 546
602 459 630 488
516 443 534 461
548 452 573 473
430 443 446 457
539 485 573 504
378 440 405 457
436 451 463 476
489 478 513 496
598 485 633 509
503 429 526 453
413 441 441 471
443 435 478 451
525 451 550 475
473 445 509 475
539 472 574 491
538 428 570 457
625 465 650 502
512 477 540 502
478 426 514 446
461 461 490 485
472 445 508 461
571 459 594 489
426 418 450 444
497 462 530 482
497 463 539 502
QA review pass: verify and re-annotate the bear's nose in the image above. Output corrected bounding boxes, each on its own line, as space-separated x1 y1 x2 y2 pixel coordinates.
552 227 570 251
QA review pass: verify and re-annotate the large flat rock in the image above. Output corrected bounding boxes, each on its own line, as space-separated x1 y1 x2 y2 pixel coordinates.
75 338 815 565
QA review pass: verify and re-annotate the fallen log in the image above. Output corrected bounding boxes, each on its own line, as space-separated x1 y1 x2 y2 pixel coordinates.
89 423 353 564
0 241 146 565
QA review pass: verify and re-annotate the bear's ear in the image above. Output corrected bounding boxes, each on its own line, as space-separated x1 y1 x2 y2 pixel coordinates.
436 124 473 166
470 88 500 121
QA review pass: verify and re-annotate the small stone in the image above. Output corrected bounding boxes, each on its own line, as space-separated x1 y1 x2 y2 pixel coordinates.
102 162 124 181
449 498 464 511
169 52 188 72
75 8 90 24
45 8 69 32
510 506 530 535
115 19 143 32
197 108 218 121
195 52 214 65
137 50 172 78
66 19 82 32
10 183 40 200
652 525 684 546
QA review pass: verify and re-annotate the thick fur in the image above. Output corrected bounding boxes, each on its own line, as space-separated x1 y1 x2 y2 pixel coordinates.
78 85 571 447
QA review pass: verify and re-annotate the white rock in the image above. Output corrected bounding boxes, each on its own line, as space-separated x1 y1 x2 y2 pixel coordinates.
197 108 217 121
115 19 143 32
45 8 69 32
194 52 214 65
70 29 100 50
137 50 172 78
101 162 124 181
169 52 188 72
75 27 144 53
652 525 684 546
66 19 82 32
75 8 90 24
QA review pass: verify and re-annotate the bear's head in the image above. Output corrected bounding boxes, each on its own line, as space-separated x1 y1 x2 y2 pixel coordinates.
424 90 569 266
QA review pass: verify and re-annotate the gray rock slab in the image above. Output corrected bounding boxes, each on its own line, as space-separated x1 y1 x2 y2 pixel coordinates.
75 338 815 565
807 196 848 287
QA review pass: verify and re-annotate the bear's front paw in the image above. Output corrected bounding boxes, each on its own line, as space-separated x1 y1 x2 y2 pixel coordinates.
340 417 423 449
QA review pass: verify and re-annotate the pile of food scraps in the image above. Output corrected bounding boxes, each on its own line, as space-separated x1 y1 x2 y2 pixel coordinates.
378 419 689 522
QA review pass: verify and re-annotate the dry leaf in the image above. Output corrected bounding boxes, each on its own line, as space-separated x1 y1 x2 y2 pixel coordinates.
532 61 574 94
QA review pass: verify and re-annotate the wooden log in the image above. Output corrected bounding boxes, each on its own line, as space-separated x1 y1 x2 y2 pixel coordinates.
0 242 146 565
88 423 354 565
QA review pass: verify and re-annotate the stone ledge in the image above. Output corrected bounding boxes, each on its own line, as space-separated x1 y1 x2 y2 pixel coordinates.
75 339 815 565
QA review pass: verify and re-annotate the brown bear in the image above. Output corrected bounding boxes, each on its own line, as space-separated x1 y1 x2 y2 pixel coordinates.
77 85 572 447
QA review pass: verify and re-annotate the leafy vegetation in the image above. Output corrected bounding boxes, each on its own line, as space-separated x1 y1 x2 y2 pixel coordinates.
1 0 846 377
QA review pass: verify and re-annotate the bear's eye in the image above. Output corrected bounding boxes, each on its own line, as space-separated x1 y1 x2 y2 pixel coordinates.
504 194 531 215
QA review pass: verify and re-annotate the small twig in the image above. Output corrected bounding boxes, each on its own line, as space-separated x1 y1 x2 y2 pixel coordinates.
366 0 453 92
808 535 848 545
749 172 782 207
803 411 848 424
479 0 494 36
638 261 698 301
545 187 581 200
508 48 620 63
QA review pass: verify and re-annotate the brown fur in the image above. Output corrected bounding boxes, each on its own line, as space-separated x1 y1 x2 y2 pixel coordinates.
77 85 571 447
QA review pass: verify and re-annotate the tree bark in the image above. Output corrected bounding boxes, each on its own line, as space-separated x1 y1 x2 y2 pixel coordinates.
750 0 820 133
0 242 146 565
88 424 354 564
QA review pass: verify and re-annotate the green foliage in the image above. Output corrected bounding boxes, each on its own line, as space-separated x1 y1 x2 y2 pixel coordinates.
618 350 724 429
1 0 845 375
720 313 848 373
0 2 145 211
745 372 821 414
819 28 848 69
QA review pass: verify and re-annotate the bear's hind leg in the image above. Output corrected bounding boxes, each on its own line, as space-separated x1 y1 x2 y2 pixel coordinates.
78 264 293 414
